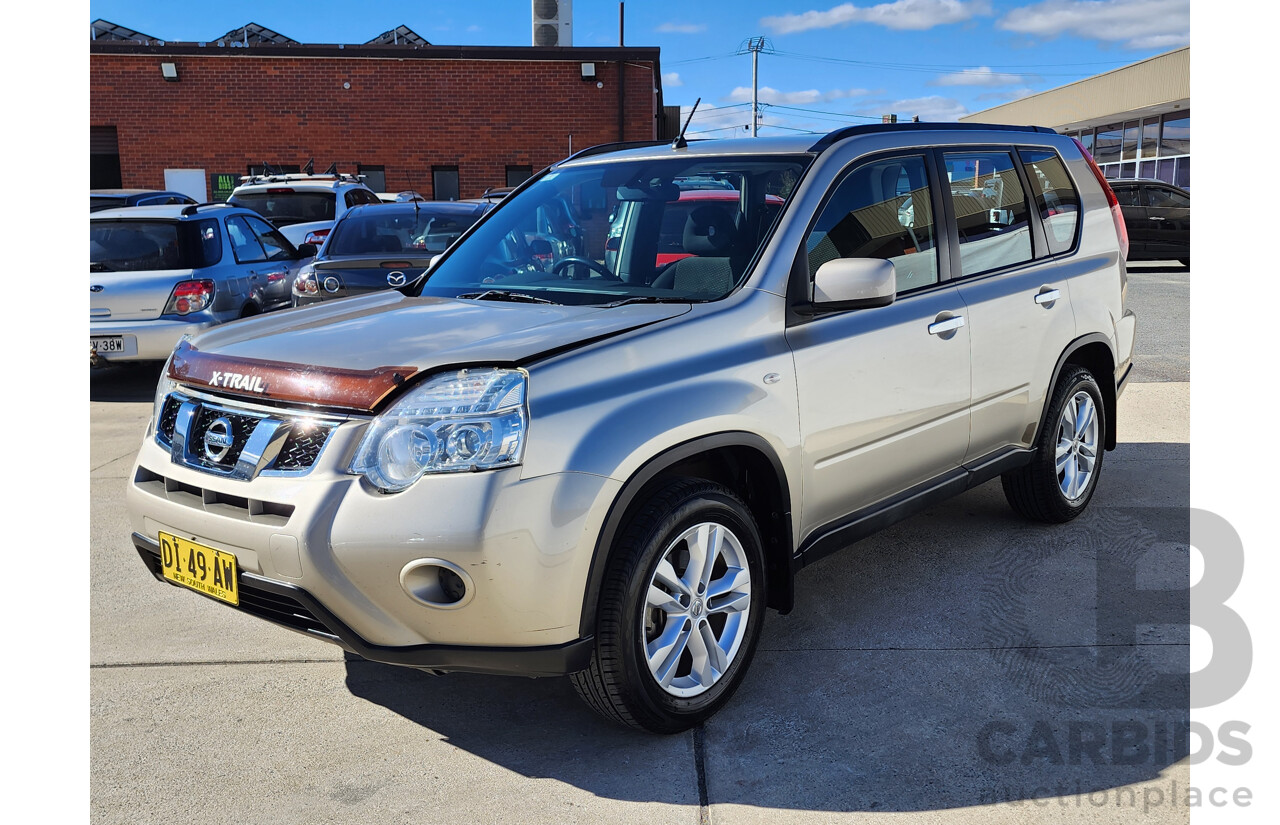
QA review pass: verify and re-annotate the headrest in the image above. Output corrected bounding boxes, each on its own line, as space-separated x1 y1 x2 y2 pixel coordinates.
682 205 736 256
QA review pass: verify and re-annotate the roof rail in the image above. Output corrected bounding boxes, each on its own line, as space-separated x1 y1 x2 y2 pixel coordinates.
808 122 1056 154
180 202 236 216
563 140 675 162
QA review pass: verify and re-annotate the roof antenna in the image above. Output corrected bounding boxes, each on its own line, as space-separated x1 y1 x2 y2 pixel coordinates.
671 98 701 150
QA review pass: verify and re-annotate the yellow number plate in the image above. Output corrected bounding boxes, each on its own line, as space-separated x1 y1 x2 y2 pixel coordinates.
159 532 239 606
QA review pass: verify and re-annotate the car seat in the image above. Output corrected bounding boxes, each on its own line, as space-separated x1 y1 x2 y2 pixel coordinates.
650 205 743 295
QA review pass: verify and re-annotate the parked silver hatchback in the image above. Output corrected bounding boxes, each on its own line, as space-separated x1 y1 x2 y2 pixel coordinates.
127 124 1136 733
90 203 316 364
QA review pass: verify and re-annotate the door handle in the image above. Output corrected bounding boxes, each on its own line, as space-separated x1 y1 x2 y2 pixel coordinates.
1148 216 1166 221
928 315 965 335
1035 288 1060 305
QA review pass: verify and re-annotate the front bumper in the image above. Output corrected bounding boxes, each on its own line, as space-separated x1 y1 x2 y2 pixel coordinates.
132 533 593 676
127 418 620 670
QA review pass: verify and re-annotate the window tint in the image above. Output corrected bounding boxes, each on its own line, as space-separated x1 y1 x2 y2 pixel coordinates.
230 191 335 226
89 220 221 271
226 216 267 263
1018 148 1080 255
1112 185 1141 207
805 155 937 294
245 216 295 260
942 151 1032 277
345 189 380 208
1145 186 1189 209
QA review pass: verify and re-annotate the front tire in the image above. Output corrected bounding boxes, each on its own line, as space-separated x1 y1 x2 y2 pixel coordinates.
1002 365 1106 523
571 478 766 733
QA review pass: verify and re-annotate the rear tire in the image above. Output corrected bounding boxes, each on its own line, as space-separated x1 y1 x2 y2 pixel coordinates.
1002 365 1106 523
570 478 766 733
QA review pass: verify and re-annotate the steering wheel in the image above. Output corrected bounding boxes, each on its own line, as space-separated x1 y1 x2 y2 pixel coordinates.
551 257 619 280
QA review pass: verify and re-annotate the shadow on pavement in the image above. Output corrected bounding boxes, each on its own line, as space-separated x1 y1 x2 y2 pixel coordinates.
1126 261 1188 274
90 361 165 403
342 443 1190 813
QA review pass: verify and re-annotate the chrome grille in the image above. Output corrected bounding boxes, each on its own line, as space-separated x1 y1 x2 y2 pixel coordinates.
154 392 341 480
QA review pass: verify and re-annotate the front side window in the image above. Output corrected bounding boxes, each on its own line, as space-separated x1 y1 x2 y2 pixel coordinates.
421 155 809 305
804 154 937 294
942 151 1033 278
1018 148 1081 255
1145 186 1189 209
1112 185 1141 207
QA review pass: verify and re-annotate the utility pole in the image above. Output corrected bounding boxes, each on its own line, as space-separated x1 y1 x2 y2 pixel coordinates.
746 37 767 137
739 37 771 137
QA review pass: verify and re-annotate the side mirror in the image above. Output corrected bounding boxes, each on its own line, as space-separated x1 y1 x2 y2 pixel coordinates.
812 258 896 309
296 243 318 259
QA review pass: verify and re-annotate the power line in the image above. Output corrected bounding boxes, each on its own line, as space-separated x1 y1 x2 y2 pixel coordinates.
770 49 1131 78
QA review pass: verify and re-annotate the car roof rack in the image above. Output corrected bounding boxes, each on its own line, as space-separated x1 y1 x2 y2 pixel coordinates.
807 122 1057 154
180 202 236 217
236 172 367 185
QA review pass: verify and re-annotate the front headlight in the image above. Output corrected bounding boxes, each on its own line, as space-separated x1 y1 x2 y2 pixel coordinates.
349 368 528 492
151 353 178 434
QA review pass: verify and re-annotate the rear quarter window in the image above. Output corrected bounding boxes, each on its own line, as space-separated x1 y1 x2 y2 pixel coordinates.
1018 148 1081 255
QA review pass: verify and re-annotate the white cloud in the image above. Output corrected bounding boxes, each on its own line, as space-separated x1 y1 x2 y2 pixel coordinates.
662 72 684 87
854 95 969 122
657 22 708 34
726 85 870 104
997 0 1189 49
933 66 1029 87
762 0 992 34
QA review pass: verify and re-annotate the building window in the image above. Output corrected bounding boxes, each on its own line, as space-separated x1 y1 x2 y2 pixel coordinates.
91 125 122 189
1121 121 1140 161
1078 130 1095 157
433 166 460 201
358 164 386 193
1140 119 1160 160
1094 125 1123 165
1160 113 1190 156
506 165 533 188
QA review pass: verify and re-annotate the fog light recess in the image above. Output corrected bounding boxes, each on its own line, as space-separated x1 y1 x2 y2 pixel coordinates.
400 558 475 609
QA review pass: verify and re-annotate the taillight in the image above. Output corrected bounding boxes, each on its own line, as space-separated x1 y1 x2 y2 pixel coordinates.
1073 138 1129 261
303 229 331 246
164 279 215 315
293 270 319 296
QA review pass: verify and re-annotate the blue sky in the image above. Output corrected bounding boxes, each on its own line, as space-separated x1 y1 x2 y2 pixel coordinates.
88 0 1189 136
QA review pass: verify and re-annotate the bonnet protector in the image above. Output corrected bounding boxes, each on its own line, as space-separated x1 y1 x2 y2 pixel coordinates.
167 340 418 413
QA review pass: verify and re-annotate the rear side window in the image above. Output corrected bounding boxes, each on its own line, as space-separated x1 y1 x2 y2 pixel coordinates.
942 151 1032 277
805 154 938 294
1018 148 1081 255
226 216 267 263
1112 186 1141 207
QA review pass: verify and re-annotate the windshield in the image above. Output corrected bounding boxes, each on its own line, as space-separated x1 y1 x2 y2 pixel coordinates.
89 219 222 272
326 206 485 256
420 155 809 305
230 191 335 226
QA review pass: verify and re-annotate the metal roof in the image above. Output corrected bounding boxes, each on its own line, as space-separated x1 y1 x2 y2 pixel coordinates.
365 25 430 47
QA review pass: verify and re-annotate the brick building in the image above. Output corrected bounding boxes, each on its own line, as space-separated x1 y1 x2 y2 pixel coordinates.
90 30 667 200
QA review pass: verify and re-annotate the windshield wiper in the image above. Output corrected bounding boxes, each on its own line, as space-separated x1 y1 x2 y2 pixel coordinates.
457 289 560 305
601 295 695 308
